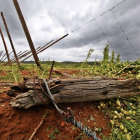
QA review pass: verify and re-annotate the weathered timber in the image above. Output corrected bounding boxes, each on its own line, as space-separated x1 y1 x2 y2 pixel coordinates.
53 69 71 78
10 76 140 109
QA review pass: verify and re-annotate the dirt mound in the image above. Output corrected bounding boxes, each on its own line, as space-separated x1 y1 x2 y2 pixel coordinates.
0 83 111 140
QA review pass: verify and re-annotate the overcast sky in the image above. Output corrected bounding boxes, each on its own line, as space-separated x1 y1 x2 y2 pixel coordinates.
0 0 140 62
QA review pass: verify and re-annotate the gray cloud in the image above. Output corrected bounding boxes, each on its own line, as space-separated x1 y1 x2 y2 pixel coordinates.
0 0 140 62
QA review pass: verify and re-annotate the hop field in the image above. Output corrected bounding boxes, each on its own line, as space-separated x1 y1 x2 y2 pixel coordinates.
0 52 140 139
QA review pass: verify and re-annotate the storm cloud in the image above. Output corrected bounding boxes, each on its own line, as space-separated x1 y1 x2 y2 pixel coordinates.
0 0 140 62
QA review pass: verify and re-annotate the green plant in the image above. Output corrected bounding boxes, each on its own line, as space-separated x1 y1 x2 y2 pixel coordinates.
116 54 120 64
103 44 109 63
110 50 115 64
81 49 94 68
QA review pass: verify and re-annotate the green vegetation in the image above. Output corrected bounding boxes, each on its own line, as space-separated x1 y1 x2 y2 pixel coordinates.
0 44 140 139
110 50 115 64
103 44 110 63
99 96 140 140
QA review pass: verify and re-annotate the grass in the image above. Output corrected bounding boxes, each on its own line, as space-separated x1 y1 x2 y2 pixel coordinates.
0 59 140 140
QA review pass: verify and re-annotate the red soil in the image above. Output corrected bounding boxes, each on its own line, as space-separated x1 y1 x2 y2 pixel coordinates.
0 91 111 140
0 69 111 140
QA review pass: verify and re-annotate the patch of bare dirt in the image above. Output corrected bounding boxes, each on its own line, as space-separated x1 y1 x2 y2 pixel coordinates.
0 80 111 140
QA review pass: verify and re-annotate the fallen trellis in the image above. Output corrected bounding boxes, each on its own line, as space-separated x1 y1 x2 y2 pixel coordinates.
9 76 140 109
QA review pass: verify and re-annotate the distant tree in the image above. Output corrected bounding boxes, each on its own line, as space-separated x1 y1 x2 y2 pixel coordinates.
110 50 115 63
116 54 120 64
103 44 109 63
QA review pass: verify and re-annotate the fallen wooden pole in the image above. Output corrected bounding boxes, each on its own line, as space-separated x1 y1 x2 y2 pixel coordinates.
53 69 71 78
10 76 140 109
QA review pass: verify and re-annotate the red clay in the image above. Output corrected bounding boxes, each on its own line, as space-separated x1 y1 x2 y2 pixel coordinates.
0 93 111 140
0 69 111 140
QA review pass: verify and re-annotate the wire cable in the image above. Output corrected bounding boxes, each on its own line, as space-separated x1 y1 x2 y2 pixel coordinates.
43 79 100 140
43 79 64 115
67 38 79 47
110 9 138 57
94 19 115 51
71 0 127 33
72 33 91 48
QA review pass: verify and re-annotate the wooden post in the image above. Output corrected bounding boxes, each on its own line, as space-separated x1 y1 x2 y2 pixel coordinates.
0 52 7 62
0 51 3 58
1 12 20 66
0 27 11 66
48 60 55 78
20 34 68 62
1 51 13 63
10 77 140 109
37 34 68 54
10 51 22 62
13 0 42 70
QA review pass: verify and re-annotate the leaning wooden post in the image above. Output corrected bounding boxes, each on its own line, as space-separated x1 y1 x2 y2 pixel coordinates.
0 27 11 66
0 52 7 62
1 51 13 63
20 34 68 62
10 51 22 63
0 51 3 58
13 0 42 70
37 34 68 54
1 12 20 66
